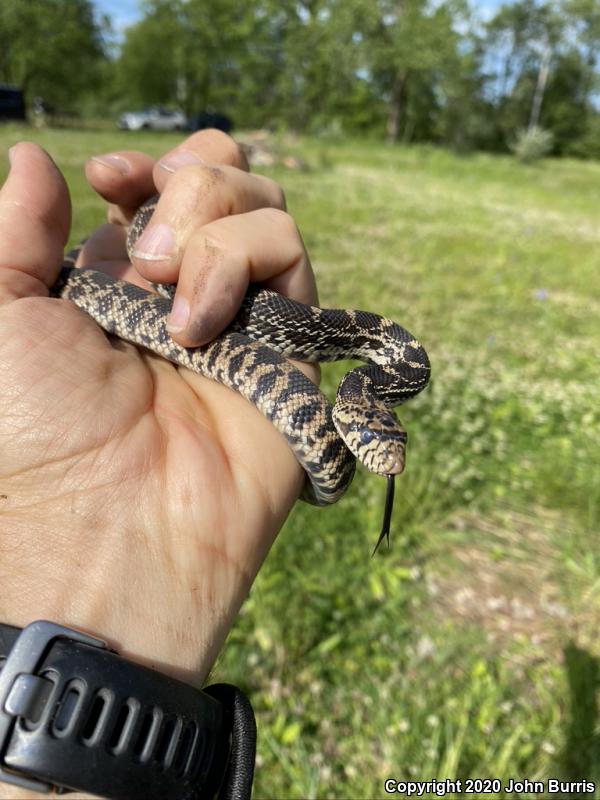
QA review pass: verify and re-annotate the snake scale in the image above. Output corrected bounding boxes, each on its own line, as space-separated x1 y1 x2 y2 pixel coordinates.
53 198 431 552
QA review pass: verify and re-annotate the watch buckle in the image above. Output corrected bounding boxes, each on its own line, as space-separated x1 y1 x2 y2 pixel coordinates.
0 620 106 793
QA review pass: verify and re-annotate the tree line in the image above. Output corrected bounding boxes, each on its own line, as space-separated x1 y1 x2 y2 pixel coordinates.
1 0 599 157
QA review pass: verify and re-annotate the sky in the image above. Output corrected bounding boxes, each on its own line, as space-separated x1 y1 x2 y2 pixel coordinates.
94 0 141 36
93 0 513 39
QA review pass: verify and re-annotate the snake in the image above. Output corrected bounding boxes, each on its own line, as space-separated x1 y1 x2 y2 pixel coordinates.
52 197 431 553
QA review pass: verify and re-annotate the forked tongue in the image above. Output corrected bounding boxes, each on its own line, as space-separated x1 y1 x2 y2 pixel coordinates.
372 474 395 556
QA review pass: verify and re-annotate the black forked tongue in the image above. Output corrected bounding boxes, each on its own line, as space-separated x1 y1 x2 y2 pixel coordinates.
372 474 395 556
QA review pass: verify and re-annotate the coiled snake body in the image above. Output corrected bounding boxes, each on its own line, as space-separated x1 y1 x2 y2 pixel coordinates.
53 199 431 552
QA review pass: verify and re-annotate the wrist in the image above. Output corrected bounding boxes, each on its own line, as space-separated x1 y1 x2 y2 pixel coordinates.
0 506 224 686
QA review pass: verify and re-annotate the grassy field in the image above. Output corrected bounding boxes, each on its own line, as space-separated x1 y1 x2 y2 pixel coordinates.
1 126 599 799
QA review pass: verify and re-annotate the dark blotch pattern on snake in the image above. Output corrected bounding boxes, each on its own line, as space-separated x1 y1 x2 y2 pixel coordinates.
53 199 431 552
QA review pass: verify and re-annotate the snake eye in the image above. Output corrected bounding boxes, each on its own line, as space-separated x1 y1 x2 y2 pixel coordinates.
361 429 375 445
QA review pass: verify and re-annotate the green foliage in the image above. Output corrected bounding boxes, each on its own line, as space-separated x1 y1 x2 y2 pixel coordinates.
566 115 600 160
109 0 600 158
511 125 554 162
540 51 589 154
483 0 600 157
352 0 467 142
113 1 184 110
0 0 109 114
3 0 600 156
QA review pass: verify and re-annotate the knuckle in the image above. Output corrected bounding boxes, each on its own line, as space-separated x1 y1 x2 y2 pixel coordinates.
193 221 247 266
223 138 247 169
192 129 246 168
197 224 230 253
263 207 298 236
169 161 221 188
266 179 287 210
167 162 227 210
254 174 286 209
276 184 287 210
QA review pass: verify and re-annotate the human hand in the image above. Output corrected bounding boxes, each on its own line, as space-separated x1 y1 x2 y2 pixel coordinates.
0 132 317 697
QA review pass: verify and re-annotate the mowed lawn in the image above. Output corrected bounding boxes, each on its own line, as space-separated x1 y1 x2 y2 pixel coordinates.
1 126 599 799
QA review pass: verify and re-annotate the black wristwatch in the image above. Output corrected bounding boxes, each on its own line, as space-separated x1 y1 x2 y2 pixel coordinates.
0 620 256 799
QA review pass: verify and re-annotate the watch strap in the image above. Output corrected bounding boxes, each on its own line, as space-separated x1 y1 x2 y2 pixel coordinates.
0 620 255 799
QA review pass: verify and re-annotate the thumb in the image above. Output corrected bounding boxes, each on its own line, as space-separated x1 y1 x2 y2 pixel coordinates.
0 142 71 304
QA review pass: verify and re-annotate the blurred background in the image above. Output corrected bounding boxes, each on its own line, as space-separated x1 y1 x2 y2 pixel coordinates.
1 1 599 798
2 0 600 157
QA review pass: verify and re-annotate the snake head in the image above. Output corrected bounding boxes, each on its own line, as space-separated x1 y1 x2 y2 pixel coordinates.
332 402 407 476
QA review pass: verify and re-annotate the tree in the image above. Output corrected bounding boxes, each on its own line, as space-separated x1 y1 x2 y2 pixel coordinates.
255 0 376 133
351 0 466 143
542 50 591 152
114 0 284 126
435 41 496 152
0 0 108 114
483 0 599 153
114 0 185 110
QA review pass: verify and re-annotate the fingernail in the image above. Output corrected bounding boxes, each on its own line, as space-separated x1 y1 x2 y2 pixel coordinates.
158 149 205 173
89 154 131 174
166 296 190 333
132 223 175 262
8 145 18 167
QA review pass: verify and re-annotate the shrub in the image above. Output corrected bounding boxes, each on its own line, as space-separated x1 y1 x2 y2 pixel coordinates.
510 126 554 162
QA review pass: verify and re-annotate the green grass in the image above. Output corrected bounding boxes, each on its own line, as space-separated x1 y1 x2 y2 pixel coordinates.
1 125 599 799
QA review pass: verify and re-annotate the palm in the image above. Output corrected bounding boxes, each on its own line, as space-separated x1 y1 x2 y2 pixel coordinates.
1 295 150 484
5 280 299 533
0 268 300 678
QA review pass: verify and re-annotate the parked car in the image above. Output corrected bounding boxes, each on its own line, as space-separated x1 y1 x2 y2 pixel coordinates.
117 107 187 132
187 111 233 134
0 85 26 122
